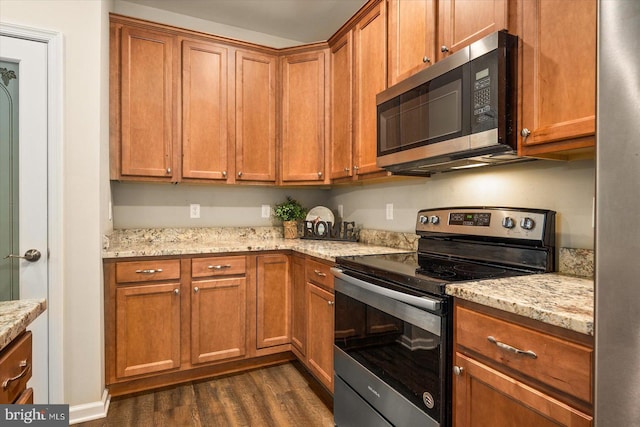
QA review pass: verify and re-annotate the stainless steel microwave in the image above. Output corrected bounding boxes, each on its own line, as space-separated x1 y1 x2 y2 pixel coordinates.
376 31 520 176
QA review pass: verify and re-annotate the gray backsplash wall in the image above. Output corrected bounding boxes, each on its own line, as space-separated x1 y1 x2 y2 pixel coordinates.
111 183 331 228
112 158 595 250
330 159 595 249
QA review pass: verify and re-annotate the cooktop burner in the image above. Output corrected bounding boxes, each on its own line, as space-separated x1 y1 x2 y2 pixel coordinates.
336 252 529 297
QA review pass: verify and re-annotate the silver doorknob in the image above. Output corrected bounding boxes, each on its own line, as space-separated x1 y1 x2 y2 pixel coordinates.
441 46 449 53
453 366 464 376
521 128 531 138
4 249 41 262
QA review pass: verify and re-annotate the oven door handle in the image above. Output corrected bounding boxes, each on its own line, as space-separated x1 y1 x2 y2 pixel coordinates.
330 267 441 312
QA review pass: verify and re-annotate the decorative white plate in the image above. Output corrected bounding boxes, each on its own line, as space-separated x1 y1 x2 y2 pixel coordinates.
306 206 335 224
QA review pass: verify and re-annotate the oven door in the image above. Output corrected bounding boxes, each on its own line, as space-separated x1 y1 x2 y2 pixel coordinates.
332 268 449 427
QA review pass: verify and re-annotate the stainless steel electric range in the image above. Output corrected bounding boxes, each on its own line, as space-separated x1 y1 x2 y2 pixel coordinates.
331 207 556 427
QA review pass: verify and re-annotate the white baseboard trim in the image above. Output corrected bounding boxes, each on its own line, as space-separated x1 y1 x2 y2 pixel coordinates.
69 389 111 425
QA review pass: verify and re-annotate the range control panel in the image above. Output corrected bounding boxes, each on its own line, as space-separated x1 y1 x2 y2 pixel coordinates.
416 207 555 242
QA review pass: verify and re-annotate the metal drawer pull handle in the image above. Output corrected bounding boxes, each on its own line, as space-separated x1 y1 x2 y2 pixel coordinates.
135 269 163 274
208 264 232 270
487 336 537 359
328 300 334 306
314 269 327 277
3 360 29 390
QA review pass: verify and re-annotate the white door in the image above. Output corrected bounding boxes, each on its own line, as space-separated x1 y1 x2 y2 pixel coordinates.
0 35 49 403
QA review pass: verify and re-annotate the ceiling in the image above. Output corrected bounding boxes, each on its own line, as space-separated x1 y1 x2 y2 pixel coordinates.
121 0 369 43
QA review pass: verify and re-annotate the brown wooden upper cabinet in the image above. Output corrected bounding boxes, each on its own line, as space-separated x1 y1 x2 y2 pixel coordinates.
387 0 436 86
519 0 596 157
181 40 229 181
235 50 278 183
330 0 388 183
438 0 509 60
114 24 177 181
280 49 330 185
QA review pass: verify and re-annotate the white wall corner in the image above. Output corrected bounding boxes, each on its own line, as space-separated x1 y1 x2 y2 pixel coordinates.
69 389 111 425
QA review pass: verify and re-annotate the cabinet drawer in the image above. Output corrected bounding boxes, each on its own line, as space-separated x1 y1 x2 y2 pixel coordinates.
192 256 246 278
306 259 333 290
456 306 593 404
116 259 180 283
0 332 32 404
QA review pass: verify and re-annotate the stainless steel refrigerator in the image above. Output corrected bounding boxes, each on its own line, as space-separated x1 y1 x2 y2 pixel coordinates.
595 1 640 425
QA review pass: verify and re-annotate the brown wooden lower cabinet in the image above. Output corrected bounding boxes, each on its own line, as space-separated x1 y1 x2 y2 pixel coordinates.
453 300 593 427
256 254 291 348
0 331 33 404
306 282 334 392
115 282 182 378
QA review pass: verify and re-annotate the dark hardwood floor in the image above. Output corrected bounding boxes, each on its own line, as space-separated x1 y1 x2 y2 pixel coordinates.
78 362 334 426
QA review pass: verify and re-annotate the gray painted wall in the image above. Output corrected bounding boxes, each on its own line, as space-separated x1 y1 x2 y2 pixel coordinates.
113 159 595 250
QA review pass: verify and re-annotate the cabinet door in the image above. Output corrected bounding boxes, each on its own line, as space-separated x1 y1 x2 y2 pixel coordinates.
115 283 181 378
256 254 291 348
438 0 508 59
454 352 592 427
182 40 229 180
330 31 354 180
120 26 176 179
291 255 306 355
235 50 277 182
306 283 334 392
519 0 596 155
281 50 328 184
191 277 246 364
387 0 436 85
353 2 387 177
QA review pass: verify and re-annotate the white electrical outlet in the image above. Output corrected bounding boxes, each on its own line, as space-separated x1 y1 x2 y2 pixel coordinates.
386 203 394 220
337 204 344 218
190 204 200 219
261 204 271 218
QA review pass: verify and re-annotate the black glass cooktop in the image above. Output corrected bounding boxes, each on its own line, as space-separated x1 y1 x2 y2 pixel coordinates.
336 252 529 297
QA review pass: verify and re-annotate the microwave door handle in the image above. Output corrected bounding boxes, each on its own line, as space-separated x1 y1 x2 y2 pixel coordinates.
330 268 441 312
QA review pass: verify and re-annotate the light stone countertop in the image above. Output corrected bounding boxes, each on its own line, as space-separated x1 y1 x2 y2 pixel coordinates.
446 273 594 336
102 238 411 262
0 299 47 351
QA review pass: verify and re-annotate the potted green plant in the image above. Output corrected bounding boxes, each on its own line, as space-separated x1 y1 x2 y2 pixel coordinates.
274 196 306 239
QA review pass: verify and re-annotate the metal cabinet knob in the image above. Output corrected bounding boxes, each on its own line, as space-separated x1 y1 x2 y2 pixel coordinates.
453 366 464 376
166 167 172 174
222 171 227 178
344 167 350 172
423 56 431 63
441 46 449 53
318 171 323 178
174 288 180 295
194 287 199 293
328 300 335 306
521 128 531 138
4 249 41 262
238 171 243 177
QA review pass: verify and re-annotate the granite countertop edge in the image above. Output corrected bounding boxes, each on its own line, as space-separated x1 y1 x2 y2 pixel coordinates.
446 273 594 336
0 299 47 352
102 238 411 262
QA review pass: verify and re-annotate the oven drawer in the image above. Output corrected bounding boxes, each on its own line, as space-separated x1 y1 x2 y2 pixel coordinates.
306 259 332 290
455 305 593 404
